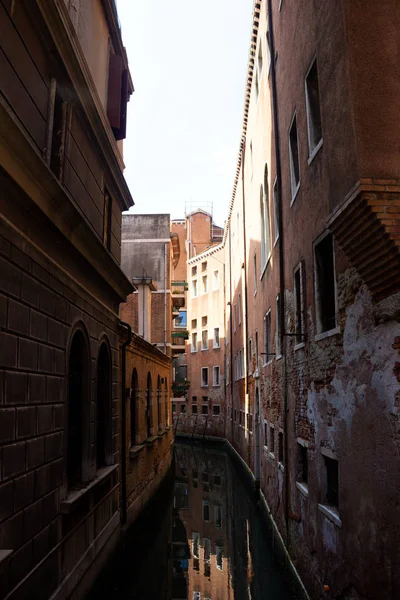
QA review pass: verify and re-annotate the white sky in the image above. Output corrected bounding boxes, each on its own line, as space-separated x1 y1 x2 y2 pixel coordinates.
116 0 253 227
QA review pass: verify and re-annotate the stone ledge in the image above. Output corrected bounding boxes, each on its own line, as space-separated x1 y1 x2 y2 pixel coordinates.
145 436 159 446
0 549 13 565
296 481 309 498
129 444 145 459
60 465 118 514
318 503 342 528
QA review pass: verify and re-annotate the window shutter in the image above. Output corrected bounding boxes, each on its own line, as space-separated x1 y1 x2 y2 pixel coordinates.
107 53 122 129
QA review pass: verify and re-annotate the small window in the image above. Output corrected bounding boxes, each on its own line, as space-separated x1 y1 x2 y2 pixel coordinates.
192 279 198 297
257 43 263 79
273 179 279 244
238 293 242 325
202 275 208 294
192 532 200 558
203 537 211 561
202 261 207 272
201 330 208 350
264 421 268 448
191 332 197 352
247 413 253 432
103 190 112 251
297 442 308 484
294 262 305 343
212 270 219 290
180 404 186 414
213 327 220 348
263 310 272 364
324 456 339 508
192 405 198 415
270 426 275 454
216 545 223 570
191 318 197 329
202 316 208 327
315 233 336 333
202 502 210 521
253 253 257 294
278 431 284 463
276 295 281 355
201 368 208 387
172 403 176 413
192 266 197 277
305 58 322 155
255 331 259 366
192 396 197 403
214 506 222 529
202 396 208 403
260 165 271 265
213 366 220 386
213 405 220 416
248 338 253 374
202 405 209 415
289 114 301 199
233 304 237 332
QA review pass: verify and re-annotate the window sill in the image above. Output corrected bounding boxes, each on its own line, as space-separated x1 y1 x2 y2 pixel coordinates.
296 481 309 498
213 345 220 350
275 353 283 361
318 503 342 528
273 235 279 248
0 550 13 565
314 325 340 343
145 435 159 446
201 348 208 352
263 359 274 367
129 444 145 459
263 445 269 453
212 384 221 388
294 342 305 352
191 349 197 353
61 464 118 514
308 138 323 165
290 183 301 207
278 461 285 472
269 452 275 461
260 255 272 280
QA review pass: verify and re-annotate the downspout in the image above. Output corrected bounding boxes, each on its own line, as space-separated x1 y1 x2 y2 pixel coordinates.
267 0 289 543
164 243 167 354
120 320 131 525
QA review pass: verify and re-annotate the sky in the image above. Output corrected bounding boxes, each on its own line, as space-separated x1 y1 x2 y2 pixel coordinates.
116 0 253 227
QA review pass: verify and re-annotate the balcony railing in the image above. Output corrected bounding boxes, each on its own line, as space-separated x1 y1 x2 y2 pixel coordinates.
171 281 188 295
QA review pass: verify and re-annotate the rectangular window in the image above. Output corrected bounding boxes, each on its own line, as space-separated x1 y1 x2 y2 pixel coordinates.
213 366 220 386
192 279 198 297
289 113 301 200
172 403 176 413
297 442 308 484
48 85 67 179
270 425 275 454
103 190 112 251
202 405 209 415
255 69 259 101
305 58 322 156
247 413 253 432
212 270 219 290
276 295 281 356
248 338 253 374
202 396 208 403
278 431 284 463
265 29 271 74
192 266 197 277
238 293 242 325
216 545 223 570
201 330 208 350
192 396 197 403
294 261 305 343
253 253 257 294
213 405 220 416
255 331 259 367
202 261 207 272
257 43 263 79
273 179 279 244
191 318 197 329
213 327 220 348
192 405 198 415
180 404 186 414
192 532 200 558
263 310 272 364
202 275 208 294
264 421 268 449
202 316 208 327
315 233 336 334
174 311 187 328
191 332 197 352
201 368 208 387
202 502 210 522
325 456 339 508
233 304 237 332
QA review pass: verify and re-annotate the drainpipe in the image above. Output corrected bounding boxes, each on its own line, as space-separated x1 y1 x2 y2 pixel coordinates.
120 320 131 525
267 0 289 543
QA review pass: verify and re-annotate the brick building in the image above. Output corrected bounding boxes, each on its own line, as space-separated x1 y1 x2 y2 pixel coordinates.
0 1 135 597
181 1 400 599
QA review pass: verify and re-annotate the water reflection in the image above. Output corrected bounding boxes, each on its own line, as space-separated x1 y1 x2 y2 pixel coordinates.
87 442 298 600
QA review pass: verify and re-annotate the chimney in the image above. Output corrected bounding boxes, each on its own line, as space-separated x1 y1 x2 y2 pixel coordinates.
132 277 157 342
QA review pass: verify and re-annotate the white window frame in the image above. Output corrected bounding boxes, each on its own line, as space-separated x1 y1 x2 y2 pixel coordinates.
201 367 209 387
289 112 301 203
305 56 323 161
213 366 220 387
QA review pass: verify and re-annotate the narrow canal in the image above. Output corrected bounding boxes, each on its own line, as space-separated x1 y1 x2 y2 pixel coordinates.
88 441 304 600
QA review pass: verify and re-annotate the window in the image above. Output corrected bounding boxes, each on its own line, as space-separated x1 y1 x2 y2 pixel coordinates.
213 366 220 386
202 275 208 294
172 403 176 413
248 338 253 374
255 69 259 101
253 253 257 294
213 327 220 348
278 431 284 464
192 279 198 297
247 413 253 432
192 405 198 414
216 545 224 570
270 425 275 454
193 532 200 558
233 304 237 332
289 114 301 200
202 502 210 521
255 330 259 367
107 52 128 141
103 190 112 251
213 405 221 416
263 310 272 364
238 293 242 325
214 506 222 529
180 404 186 414
265 28 271 74
192 266 197 277
294 262 305 343
257 43 263 79
203 537 211 561
202 316 208 327
315 233 336 334
324 456 339 508
276 295 281 356
201 330 208 350
305 58 322 155
46 84 66 179
264 421 268 449
192 395 197 403
273 179 279 244
202 396 208 403
202 261 207 272
201 368 209 387
191 332 197 352
175 311 187 328
214 475 221 486
212 270 219 290
260 164 271 265
202 405 209 415
297 441 308 484
191 318 197 329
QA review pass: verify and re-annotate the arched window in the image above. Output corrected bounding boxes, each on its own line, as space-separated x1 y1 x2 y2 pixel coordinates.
260 164 271 266
146 373 153 438
130 368 138 446
96 341 112 469
67 327 90 488
157 375 162 432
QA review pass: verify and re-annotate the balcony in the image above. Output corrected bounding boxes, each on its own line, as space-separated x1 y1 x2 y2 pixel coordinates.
328 179 400 302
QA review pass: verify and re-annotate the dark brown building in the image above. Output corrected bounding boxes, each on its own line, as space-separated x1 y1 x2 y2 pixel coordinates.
0 1 134 597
